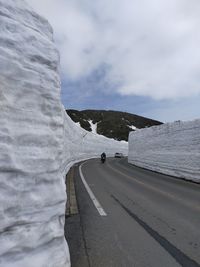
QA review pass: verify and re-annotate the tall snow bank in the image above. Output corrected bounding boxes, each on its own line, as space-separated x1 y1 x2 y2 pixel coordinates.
0 1 70 266
128 120 200 182
0 1 127 266
61 109 127 175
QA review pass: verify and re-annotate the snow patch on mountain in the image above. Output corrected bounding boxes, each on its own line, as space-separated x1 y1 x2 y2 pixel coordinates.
128 120 200 182
128 125 137 130
88 120 97 134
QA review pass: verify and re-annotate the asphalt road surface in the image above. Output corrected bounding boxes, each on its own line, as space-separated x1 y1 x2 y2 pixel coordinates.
65 157 200 267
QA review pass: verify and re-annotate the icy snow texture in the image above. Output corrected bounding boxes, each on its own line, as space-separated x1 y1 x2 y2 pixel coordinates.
0 1 127 266
128 120 200 182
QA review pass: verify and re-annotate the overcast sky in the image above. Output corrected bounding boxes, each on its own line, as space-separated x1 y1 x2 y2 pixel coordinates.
29 0 200 122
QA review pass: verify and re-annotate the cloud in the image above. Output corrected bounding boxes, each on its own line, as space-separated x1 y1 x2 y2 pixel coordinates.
28 0 200 100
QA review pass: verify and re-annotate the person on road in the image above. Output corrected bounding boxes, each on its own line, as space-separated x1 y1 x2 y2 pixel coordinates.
101 152 106 163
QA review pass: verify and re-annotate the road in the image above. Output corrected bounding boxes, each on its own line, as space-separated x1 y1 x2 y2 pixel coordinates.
65 157 200 267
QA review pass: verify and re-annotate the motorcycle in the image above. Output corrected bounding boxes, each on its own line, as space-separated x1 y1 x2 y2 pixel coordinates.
101 157 106 163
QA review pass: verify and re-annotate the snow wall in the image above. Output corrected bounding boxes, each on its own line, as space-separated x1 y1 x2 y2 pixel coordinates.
128 120 200 182
0 1 128 267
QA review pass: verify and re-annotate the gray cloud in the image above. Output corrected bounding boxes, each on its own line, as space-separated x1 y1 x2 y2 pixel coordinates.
29 0 200 100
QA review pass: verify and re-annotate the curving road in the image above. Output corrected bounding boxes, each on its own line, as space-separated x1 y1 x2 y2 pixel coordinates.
65 157 200 267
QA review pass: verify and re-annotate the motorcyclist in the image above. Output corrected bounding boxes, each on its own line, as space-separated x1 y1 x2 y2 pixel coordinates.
101 152 106 163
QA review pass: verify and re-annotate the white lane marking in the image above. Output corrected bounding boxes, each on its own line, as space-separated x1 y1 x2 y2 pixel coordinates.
79 162 107 216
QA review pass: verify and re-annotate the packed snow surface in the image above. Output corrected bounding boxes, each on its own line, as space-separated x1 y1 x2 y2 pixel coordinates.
128 120 200 182
0 1 128 266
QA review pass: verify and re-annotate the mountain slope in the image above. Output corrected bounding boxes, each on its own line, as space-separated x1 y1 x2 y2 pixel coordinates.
66 109 162 141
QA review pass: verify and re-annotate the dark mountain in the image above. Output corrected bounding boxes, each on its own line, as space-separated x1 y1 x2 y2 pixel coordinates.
66 109 163 141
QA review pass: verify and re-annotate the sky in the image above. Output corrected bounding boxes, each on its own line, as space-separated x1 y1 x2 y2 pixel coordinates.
29 0 200 122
